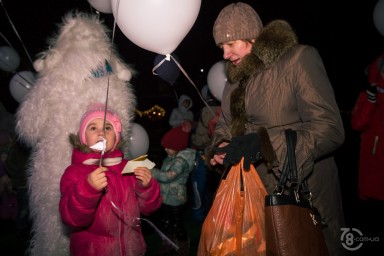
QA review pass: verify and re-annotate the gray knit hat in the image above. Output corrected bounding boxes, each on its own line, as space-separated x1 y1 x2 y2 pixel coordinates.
213 2 263 45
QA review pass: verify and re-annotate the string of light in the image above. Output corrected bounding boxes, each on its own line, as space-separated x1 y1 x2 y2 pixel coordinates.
135 105 166 119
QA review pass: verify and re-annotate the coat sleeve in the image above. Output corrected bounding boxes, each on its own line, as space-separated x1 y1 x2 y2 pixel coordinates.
134 178 161 216
59 166 102 228
351 92 376 131
291 46 345 180
151 158 188 183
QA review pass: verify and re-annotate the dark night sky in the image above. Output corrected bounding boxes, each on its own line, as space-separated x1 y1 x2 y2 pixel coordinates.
1 0 384 114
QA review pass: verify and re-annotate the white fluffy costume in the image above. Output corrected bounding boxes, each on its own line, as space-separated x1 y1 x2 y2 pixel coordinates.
15 12 136 255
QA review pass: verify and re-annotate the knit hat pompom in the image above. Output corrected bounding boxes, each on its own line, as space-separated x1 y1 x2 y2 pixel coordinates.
161 125 190 151
213 2 263 45
79 103 122 150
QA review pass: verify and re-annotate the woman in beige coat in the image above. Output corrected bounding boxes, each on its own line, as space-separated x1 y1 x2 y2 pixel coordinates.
208 3 346 255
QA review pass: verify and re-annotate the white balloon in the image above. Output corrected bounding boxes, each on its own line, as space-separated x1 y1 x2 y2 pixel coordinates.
87 0 112 14
374 0 384 36
0 46 20 72
207 61 227 102
111 0 201 55
9 71 36 103
128 123 150 160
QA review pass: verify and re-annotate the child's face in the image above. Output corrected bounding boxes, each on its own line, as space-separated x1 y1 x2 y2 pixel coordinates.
182 99 190 108
165 148 177 157
85 118 116 153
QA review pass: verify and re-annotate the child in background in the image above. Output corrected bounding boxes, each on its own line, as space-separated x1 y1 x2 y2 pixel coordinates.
151 121 196 254
59 103 161 256
169 94 194 128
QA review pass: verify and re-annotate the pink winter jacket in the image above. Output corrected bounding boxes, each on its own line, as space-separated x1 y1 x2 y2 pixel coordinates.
59 149 161 256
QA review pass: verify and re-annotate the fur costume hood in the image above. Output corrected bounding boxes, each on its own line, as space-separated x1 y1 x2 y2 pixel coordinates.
34 11 134 82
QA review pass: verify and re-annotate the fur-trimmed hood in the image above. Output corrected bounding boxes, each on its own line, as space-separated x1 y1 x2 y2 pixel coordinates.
253 20 298 68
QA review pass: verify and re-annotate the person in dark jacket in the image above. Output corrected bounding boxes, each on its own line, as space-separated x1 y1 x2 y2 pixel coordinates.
59 103 161 256
208 2 346 255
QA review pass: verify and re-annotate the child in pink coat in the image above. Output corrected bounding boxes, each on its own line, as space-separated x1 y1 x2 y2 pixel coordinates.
59 103 161 256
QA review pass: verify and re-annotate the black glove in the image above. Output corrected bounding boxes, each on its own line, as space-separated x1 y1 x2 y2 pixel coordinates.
215 133 261 170
367 86 377 103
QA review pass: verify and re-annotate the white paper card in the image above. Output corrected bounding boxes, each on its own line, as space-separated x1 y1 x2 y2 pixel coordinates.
122 158 156 174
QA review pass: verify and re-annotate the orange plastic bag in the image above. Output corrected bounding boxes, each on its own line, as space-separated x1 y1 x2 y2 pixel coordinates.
198 158 267 256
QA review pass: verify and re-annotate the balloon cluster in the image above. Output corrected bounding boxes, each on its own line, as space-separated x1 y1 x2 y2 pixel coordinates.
128 123 150 160
207 61 227 102
110 0 201 56
0 46 36 103
88 0 203 102
0 46 20 72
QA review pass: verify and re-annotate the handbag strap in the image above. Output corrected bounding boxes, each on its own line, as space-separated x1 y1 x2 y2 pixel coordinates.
274 129 298 193
286 129 298 186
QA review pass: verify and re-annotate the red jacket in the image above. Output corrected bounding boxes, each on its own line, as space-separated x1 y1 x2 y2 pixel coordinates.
351 90 384 200
59 149 161 255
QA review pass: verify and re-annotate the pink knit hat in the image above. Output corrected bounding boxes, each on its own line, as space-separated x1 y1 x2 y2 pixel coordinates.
79 103 122 150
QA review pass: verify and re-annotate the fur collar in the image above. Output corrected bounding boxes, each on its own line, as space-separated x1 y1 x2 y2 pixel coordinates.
253 19 298 69
226 19 298 84
225 20 297 166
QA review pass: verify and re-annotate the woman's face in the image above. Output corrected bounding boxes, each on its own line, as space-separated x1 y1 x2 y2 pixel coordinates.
85 118 116 153
220 39 254 66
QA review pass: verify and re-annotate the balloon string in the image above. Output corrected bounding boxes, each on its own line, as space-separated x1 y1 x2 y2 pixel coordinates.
100 0 119 166
152 55 216 118
0 32 14 48
112 0 121 41
109 199 179 251
0 0 34 67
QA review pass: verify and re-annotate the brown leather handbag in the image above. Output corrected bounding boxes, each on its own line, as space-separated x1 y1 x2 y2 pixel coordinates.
265 129 329 256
